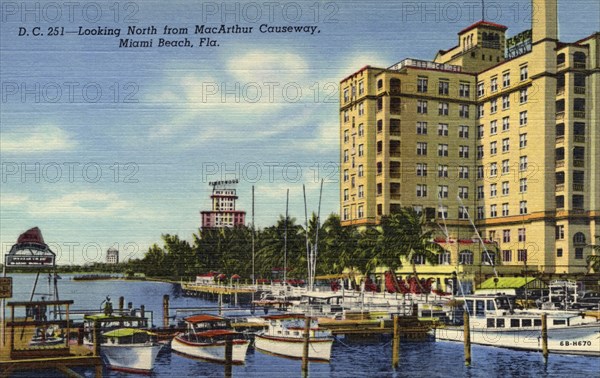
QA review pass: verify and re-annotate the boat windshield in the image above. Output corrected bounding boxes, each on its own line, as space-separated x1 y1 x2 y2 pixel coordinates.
495 297 512 310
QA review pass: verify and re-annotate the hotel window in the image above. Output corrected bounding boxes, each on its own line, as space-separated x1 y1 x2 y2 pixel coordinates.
502 181 509 195
357 205 364 218
459 125 469 138
343 169 349 181
490 141 497 155
490 99 497 113
502 94 510 109
520 65 528 81
575 248 584 260
460 104 469 118
489 230 496 240
377 183 382 195
377 119 383 133
490 120 497 134
343 189 349 201
502 138 510 153
343 110 349 122
351 156 355 168
502 159 510 174
490 204 497 218
520 200 528 214
490 183 497 197
358 144 364 156
490 77 498 92
477 145 484 160
459 83 470 97
478 105 484 118
437 205 448 219
358 80 364 95
438 185 448 199
477 206 485 220
459 146 469 158
358 185 364 198
519 133 527 148
458 186 469 199
438 102 449 116
518 228 526 242
417 142 427 155
417 100 428 114
502 117 510 131
416 184 428 197
555 225 565 239
358 165 364 177
344 130 349 143
343 149 349 162
502 203 509 216
343 208 349 220
438 123 449 136
519 178 527 193
477 125 484 139
459 166 469 179
519 88 528 103
556 248 563 257
477 185 484 199
503 229 511 243
477 81 485 97
439 80 449 95
502 71 510 87
502 250 512 262
343 88 349 102
417 77 428 93
438 144 448 157
351 176 355 188
460 250 474 265
519 156 528 171
438 165 448 178
518 249 528 262
358 124 364 137
416 163 427 177
416 121 428 135
458 206 468 219
358 102 365 115
519 111 528 126
477 165 484 179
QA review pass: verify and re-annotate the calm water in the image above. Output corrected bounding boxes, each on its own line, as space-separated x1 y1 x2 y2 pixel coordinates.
4 274 599 377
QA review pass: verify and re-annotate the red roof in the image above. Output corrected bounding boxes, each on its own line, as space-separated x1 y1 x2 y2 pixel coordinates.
197 329 237 338
459 20 508 35
263 314 306 320
17 227 45 245
184 314 224 323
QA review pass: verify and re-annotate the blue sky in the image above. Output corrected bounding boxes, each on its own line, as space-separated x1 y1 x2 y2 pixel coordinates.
1 0 598 265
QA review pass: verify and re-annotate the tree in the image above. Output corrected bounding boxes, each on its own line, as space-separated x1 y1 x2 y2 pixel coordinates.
586 235 600 273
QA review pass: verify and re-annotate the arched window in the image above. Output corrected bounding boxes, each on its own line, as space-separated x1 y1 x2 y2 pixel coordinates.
573 232 586 245
557 53 565 66
459 250 473 265
438 251 451 265
390 78 401 94
482 251 495 265
573 52 586 67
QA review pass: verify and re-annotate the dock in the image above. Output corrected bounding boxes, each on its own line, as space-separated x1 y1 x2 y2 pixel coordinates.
181 283 257 295
318 315 433 339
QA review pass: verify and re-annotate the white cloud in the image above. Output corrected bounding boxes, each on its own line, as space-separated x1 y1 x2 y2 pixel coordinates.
0 193 29 207
0 125 75 154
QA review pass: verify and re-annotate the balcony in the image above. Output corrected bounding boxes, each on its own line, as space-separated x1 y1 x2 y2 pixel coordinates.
574 135 585 143
574 86 586 95
557 62 565 70
573 183 584 192
574 62 586 69
555 183 564 192
555 159 565 168
574 111 585 118
556 87 565 96
555 111 565 120
573 159 585 167
390 194 402 200
555 135 564 144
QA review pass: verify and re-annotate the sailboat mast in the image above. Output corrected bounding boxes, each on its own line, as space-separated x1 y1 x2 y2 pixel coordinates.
284 189 289 285
312 179 324 291
303 185 310 289
252 185 255 286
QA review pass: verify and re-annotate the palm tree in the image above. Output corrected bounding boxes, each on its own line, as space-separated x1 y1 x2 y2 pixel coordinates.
586 235 600 273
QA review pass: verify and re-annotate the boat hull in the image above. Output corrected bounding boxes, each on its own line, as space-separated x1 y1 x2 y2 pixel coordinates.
435 324 600 356
171 336 249 363
254 334 333 361
101 343 163 372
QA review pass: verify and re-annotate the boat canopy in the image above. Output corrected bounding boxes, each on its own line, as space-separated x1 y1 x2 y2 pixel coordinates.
103 328 154 337
184 314 225 323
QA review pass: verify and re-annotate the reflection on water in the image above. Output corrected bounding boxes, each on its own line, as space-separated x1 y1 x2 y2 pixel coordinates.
4 274 599 377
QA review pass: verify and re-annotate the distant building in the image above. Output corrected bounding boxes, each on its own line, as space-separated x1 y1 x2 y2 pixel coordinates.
106 248 119 264
201 180 246 228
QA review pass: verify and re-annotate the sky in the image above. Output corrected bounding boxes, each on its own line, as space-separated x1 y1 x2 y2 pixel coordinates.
1 0 599 265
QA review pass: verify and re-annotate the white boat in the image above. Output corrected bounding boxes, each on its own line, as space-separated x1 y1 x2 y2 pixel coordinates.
254 314 334 361
434 294 600 356
100 328 163 373
171 314 250 364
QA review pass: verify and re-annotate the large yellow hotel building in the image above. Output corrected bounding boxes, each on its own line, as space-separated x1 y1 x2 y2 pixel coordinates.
339 0 599 287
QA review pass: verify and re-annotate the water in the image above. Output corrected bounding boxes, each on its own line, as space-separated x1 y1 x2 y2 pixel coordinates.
4 274 599 377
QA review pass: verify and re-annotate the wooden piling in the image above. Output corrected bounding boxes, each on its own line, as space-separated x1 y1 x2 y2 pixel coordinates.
224 336 233 378
463 311 471 366
392 315 400 369
301 316 311 374
163 295 170 328
118 296 124 312
218 294 223 316
93 320 101 357
541 314 548 360
140 305 145 327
